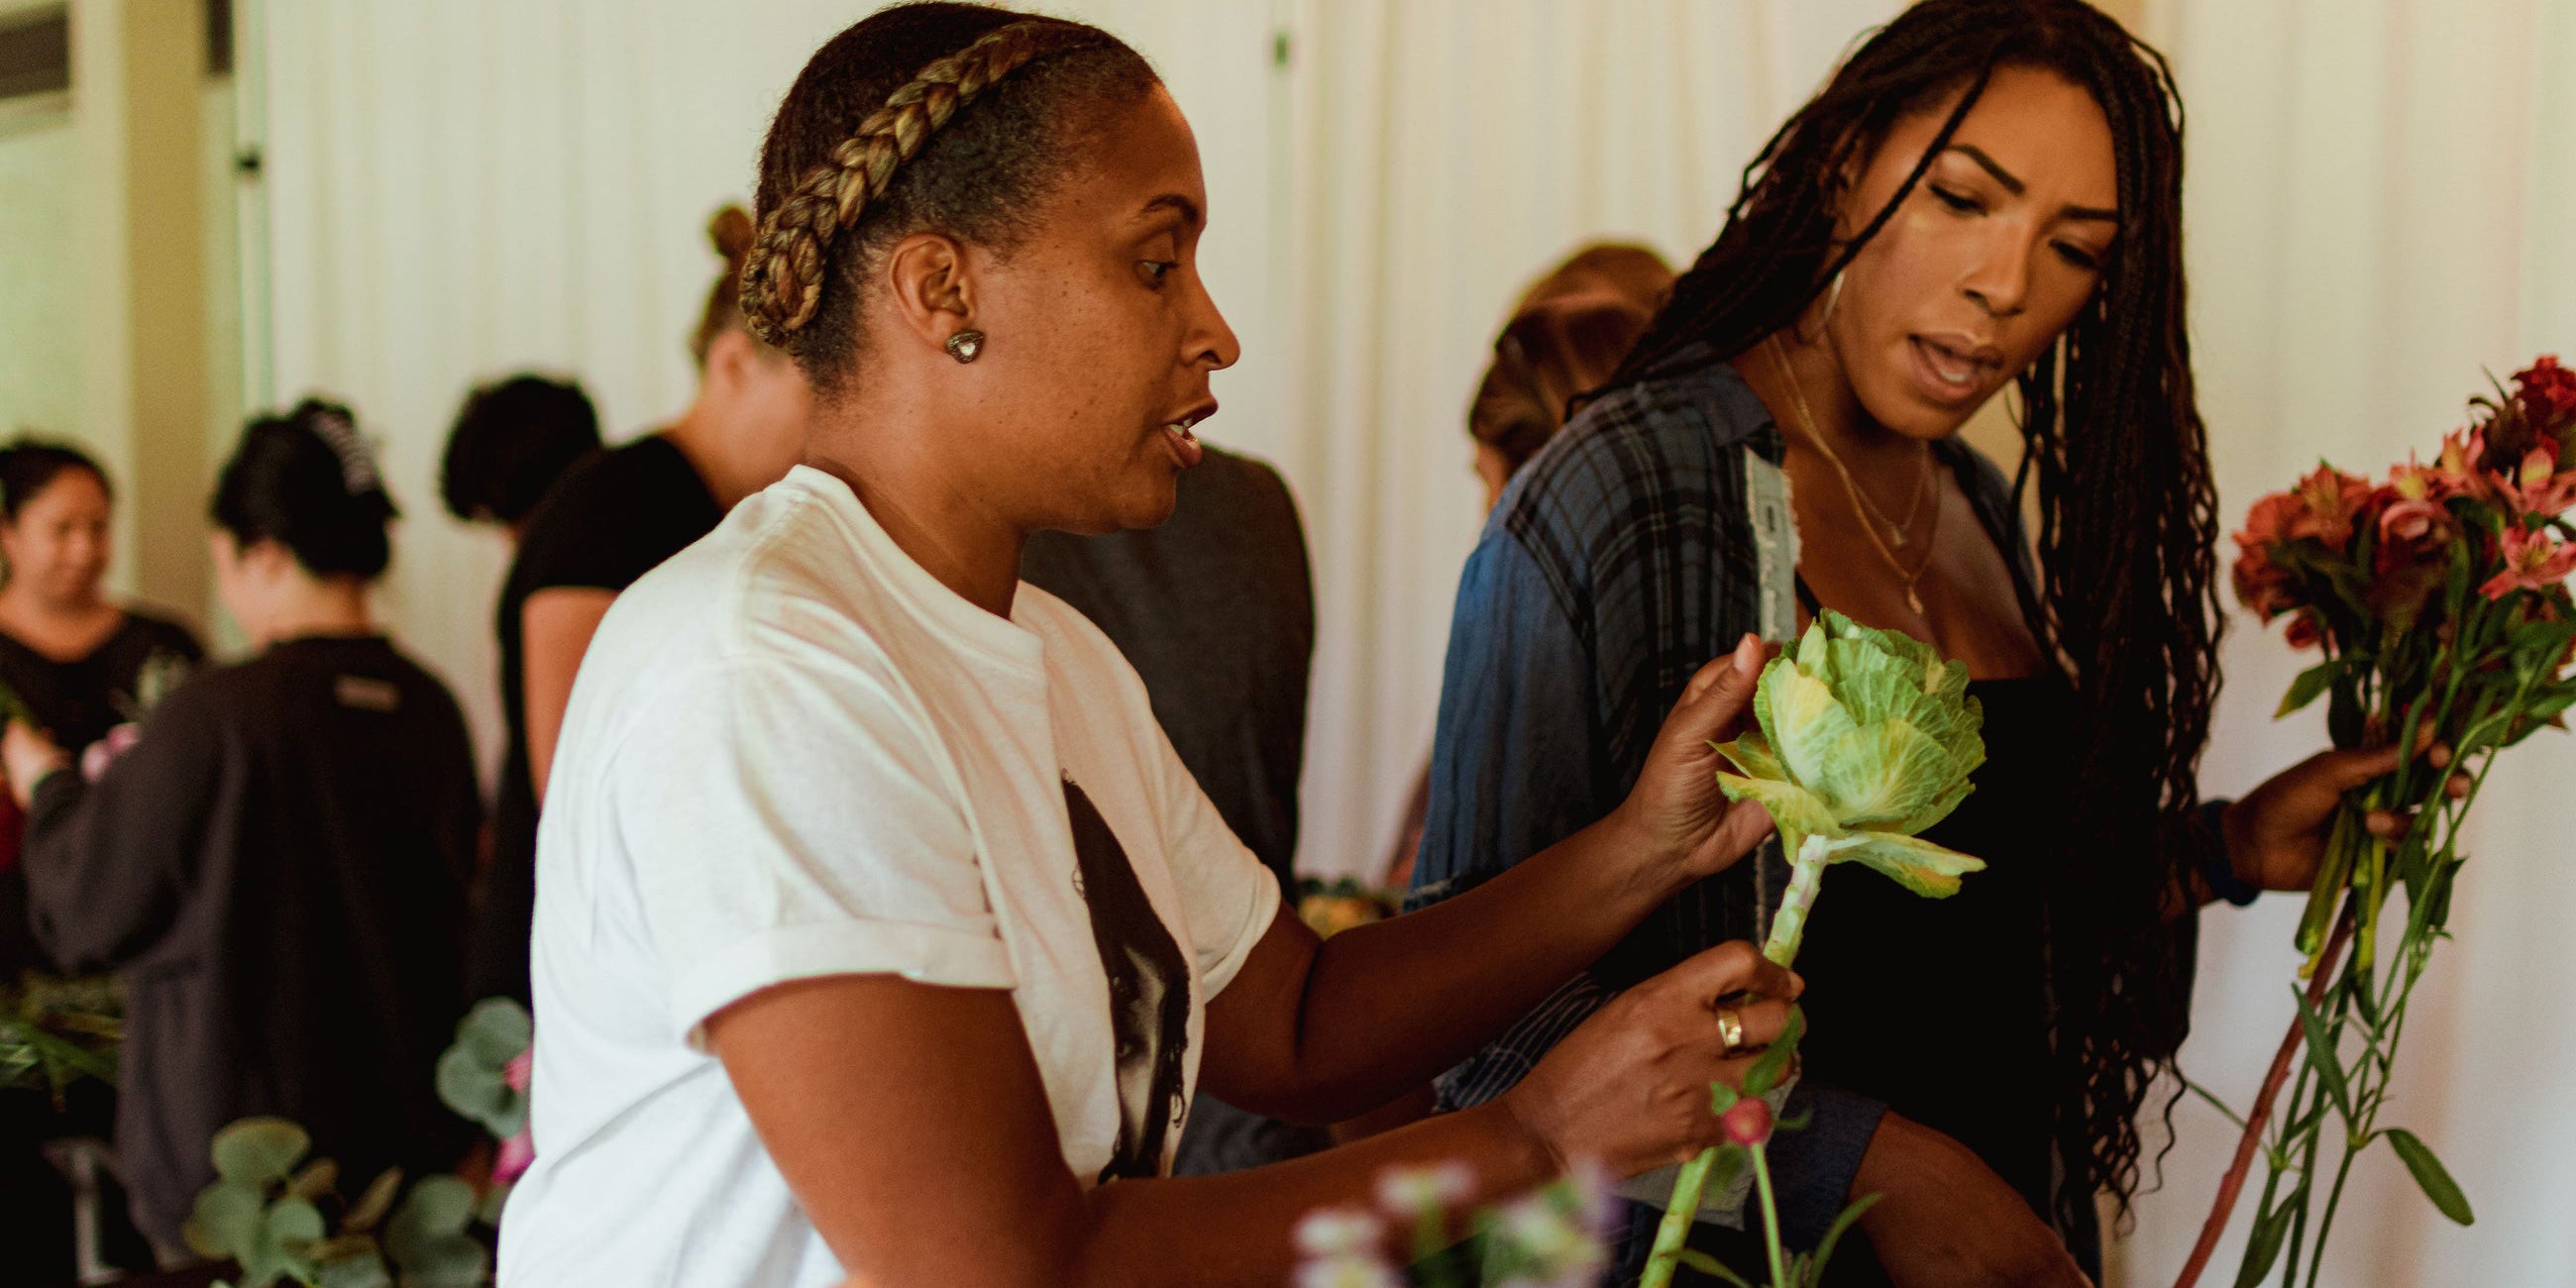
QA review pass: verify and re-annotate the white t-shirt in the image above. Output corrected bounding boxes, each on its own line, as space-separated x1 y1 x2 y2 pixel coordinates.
497 466 1281 1288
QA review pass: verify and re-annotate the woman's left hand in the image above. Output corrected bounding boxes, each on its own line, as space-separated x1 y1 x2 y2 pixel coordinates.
1615 633 1780 885
2221 733 2471 893
2 720 68 809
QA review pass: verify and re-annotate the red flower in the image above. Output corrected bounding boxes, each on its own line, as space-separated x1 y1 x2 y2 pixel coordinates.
2284 611 2325 650
2289 465 2374 551
1721 1097 1774 1146
2231 542 2301 619
2370 491 2457 627
2516 355 2576 433
2479 526 2576 599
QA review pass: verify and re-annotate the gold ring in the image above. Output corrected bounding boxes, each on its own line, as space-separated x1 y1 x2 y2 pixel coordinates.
1714 1008 1747 1054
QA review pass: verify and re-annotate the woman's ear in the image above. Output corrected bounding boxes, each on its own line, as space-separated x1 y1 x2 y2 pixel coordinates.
881 231 977 354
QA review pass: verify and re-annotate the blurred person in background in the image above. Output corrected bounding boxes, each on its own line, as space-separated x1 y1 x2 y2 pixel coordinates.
465 205 814 1006
1021 440 1317 1177
1388 243 1673 894
6 399 478 1263
440 374 605 542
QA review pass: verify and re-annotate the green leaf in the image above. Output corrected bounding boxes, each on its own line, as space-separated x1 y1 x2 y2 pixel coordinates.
286 1157 339 1202
1742 1006 1805 1099
2279 660 2338 717
211 1118 311 1186
1708 1081 1741 1116
435 1046 512 1133
403 1234 491 1288
184 1178 267 1259
344 1167 403 1234
1807 1193 1881 1285
2233 1198 2298 1288
2291 986 2356 1125
1667 1249 1757 1287
1829 832 1987 900
316 1250 391 1288
2385 1129 2475 1226
475 1178 512 1227
386 1174 480 1270
454 997 534 1068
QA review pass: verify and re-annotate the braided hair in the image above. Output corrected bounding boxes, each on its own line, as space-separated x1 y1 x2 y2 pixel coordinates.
747 4 1157 395
1607 0 2215 1226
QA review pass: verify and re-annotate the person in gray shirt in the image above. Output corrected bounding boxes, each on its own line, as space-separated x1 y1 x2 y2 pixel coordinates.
1020 442 1324 1175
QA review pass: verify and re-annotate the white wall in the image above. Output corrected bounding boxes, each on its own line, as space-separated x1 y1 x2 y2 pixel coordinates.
254 0 1900 854
0 104 82 452
2115 1 2576 1283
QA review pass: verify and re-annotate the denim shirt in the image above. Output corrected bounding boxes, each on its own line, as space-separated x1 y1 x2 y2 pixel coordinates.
1409 349 2051 1245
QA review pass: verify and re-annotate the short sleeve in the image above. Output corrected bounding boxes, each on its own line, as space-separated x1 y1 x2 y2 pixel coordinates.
607 656 1013 1047
1142 698 1281 1000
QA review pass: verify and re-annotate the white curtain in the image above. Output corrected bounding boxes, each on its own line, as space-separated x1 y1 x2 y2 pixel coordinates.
254 0 1900 872
2115 0 2576 1283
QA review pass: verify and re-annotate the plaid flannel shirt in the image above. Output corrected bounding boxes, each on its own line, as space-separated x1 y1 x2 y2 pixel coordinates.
1407 346 2047 1249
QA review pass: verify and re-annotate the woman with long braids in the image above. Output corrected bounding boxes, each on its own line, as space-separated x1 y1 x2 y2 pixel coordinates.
493 6 1933 1285
1409 1 2458 1284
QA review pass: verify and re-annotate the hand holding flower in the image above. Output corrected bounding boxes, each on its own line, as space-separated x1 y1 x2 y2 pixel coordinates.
2217 731 2472 899
1610 633 1783 889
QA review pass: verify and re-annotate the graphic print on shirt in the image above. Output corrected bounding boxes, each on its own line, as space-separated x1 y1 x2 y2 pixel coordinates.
1062 776 1191 1181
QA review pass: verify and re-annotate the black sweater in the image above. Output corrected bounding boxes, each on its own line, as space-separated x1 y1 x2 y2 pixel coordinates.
22 636 479 1244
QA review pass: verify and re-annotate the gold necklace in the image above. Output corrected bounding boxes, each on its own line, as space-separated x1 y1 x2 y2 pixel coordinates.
1766 334 1942 615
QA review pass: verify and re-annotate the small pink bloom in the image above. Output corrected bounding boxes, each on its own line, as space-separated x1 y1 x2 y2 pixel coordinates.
504 1049 532 1093
80 723 140 783
2480 526 2576 599
1375 1161 1475 1217
493 1127 536 1185
1721 1098 1773 1146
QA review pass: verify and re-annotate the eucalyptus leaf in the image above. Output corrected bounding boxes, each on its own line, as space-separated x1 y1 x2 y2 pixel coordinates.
316 1249 392 1288
184 1178 267 1259
386 1174 481 1268
401 1233 491 1288
212 1118 311 1186
345 1167 404 1234
434 1048 508 1127
287 1157 340 1202
454 997 533 1069
2385 1129 2474 1226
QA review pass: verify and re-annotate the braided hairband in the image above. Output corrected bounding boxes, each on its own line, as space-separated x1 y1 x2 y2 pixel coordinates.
740 20 1064 347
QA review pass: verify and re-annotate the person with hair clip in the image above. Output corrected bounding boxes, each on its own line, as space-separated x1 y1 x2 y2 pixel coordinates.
496 7 1911 1285
1408 2 2468 1285
3 400 478 1263
439 374 604 542
465 206 812 1006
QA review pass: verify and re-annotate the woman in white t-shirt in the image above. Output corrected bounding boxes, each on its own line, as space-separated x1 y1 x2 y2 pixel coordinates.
500 7 1832 1286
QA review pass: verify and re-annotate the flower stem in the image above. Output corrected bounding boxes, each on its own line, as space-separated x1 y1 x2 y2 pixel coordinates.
1753 1142 1789 1288
2172 904 2355 1288
1640 1152 1716 1288
1764 835 1831 967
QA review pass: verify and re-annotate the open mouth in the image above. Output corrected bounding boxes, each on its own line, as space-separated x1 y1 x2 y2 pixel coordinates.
1908 336 1999 403
1160 413 1206 469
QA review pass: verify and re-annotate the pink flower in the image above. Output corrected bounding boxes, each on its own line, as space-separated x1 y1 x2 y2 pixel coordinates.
492 1048 536 1184
1721 1098 1774 1146
2480 526 2576 599
1375 1162 1475 1217
80 723 140 782
2284 611 2325 651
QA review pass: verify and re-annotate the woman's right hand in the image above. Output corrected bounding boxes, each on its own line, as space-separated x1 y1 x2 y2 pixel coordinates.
1499 940 1801 1177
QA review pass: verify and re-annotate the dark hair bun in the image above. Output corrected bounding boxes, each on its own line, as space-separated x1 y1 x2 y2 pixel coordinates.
440 374 600 524
708 204 755 268
0 437 108 522
212 398 399 579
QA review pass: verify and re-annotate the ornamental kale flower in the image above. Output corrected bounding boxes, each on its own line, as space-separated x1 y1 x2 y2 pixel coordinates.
1712 611 1988 928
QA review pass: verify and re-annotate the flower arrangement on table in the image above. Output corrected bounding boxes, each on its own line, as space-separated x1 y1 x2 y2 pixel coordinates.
2174 357 2576 1288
